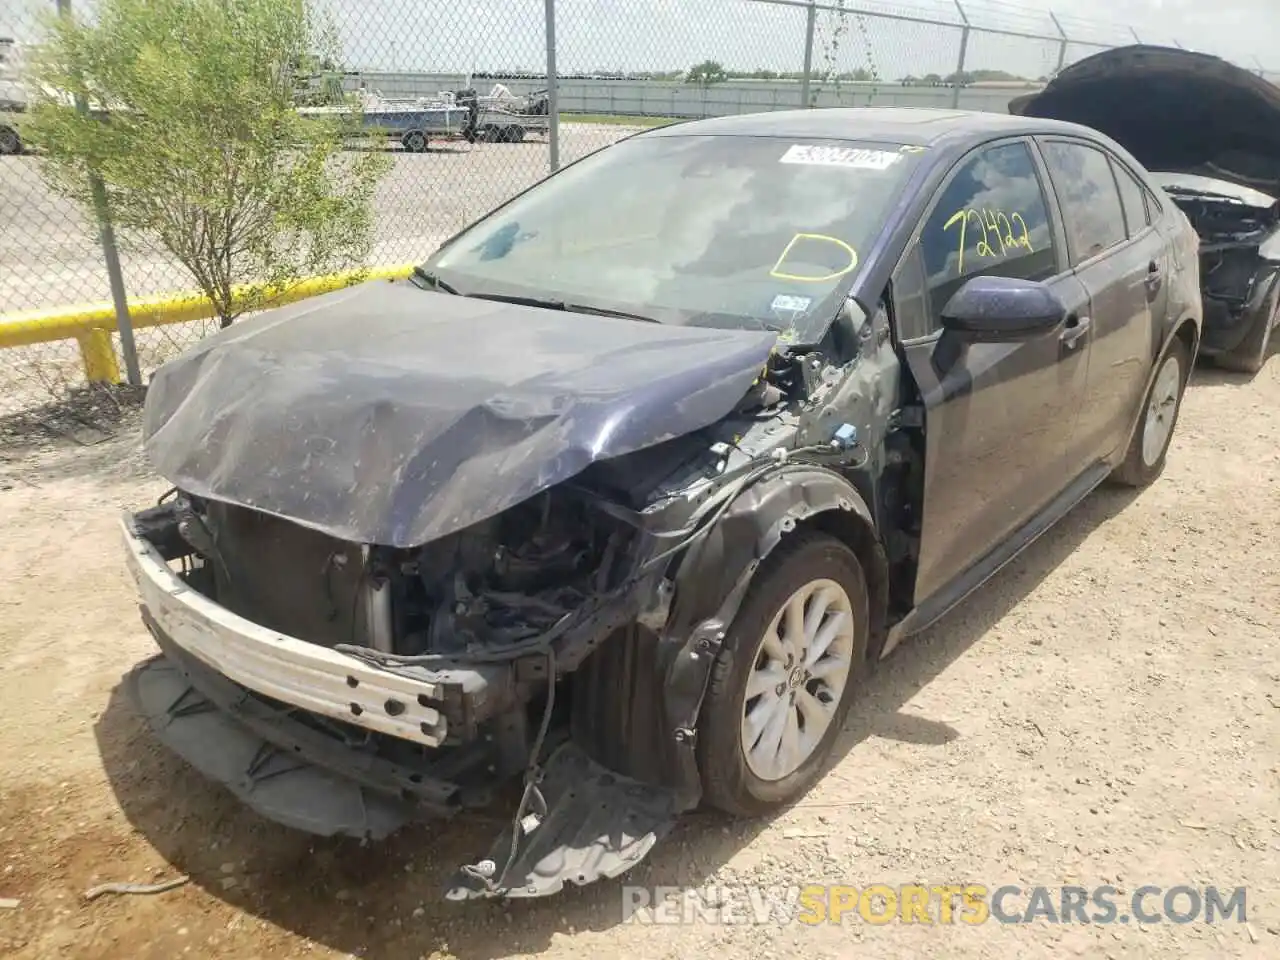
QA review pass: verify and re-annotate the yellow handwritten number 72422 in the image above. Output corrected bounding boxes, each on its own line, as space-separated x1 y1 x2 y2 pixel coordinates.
941 207 1033 274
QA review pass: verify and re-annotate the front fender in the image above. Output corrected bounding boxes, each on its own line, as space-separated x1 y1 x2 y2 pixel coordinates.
653 465 878 799
665 465 875 648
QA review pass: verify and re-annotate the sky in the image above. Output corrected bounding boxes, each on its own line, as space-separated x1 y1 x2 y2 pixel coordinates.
3 0 1277 82
328 0 1280 80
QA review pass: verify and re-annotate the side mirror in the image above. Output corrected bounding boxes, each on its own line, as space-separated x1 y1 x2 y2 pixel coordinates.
940 275 1066 342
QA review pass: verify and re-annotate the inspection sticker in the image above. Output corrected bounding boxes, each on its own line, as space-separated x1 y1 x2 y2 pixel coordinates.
780 144 902 170
770 294 812 314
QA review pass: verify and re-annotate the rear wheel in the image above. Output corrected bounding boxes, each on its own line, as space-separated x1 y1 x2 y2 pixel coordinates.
401 130 428 153
1111 338 1189 488
697 533 869 817
1216 285 1277 375
0 125 19 156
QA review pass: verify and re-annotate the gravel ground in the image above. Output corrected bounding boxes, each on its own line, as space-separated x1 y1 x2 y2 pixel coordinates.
0 347 1277 959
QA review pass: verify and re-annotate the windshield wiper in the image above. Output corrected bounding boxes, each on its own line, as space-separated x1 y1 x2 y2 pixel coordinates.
410 266 461 294
1162 185 1246 203
410 271 660 323
466 292 660 323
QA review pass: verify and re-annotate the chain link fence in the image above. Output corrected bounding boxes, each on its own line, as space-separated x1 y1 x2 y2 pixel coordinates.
1 0 1277 420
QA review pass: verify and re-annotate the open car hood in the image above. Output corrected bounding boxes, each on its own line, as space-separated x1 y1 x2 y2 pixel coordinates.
1009 45 1280 194
142 280 778 547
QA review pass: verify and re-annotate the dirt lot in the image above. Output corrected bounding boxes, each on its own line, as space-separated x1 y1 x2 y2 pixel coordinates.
0 354 1278 960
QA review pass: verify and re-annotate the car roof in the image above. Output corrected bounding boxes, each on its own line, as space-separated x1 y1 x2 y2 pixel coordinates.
640 106 1102 149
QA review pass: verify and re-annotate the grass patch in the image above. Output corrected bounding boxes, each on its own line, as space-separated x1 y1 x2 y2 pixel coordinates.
560 113 683 127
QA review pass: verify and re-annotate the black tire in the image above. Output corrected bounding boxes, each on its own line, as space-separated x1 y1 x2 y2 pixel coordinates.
1215 284 1277 375
1110 337 1190 488
509 125 526 143
0 125 19 156
697 532 869 818
401 130 427 153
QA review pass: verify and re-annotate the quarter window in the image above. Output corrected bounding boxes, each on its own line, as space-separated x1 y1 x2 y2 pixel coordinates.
891 247 930 341
918 141 1058 331
1111 158 1151 238
1144 187 1163 220
1041 140 1128 264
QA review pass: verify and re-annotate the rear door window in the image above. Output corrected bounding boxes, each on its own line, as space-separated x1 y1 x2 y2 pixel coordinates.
1040 140 1128 264
918 140 1059 332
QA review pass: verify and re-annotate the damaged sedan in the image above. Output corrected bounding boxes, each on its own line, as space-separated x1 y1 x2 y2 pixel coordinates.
121 107 1201 901
1010 45 1280 373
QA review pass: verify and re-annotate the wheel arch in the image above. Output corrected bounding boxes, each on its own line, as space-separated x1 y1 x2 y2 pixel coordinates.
567 464 888 807
1116 313 1198 467
1172 313 1200 365
663 465 887 665
794 505 891 663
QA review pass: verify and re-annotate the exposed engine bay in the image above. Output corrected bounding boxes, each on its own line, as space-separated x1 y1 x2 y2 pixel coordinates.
1149 175 1280 359
1161 178 1280 313
192 486 636 659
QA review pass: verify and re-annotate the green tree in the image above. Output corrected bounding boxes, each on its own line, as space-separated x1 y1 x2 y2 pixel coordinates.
24 0 389 327
686 60 728 85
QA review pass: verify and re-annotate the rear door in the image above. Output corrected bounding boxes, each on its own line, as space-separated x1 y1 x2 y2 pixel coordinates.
894 138 1091 603
1037 138 1160 464
1112 158 1169 325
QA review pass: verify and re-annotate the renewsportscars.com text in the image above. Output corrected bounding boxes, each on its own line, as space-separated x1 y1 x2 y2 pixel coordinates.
621 883 1248 926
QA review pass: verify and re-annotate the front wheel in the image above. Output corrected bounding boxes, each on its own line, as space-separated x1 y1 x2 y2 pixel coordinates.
1110 338 1189 488
0 125 19 156
697 532 869 817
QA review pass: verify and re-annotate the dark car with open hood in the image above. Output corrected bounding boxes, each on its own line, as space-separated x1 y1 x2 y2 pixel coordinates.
1010 45 1280 373
121 106 1201 901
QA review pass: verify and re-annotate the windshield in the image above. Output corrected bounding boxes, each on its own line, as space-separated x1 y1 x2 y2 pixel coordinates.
424 134 921 341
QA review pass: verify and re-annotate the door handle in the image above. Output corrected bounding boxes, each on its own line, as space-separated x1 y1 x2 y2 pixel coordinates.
1060 314 1091 351
1145 260 1163 293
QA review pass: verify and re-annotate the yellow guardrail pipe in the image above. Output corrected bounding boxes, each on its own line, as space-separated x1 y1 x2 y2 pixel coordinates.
0 263 415 384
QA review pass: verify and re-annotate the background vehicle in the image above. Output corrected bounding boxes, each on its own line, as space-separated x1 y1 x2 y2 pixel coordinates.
1010 44 1280 373
0 119 19 155
0 72 26 155
120 108 1200 903
298 88 473 153
297 84 549 152
465 83 551 143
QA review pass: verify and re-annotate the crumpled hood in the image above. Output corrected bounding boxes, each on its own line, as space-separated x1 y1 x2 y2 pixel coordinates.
143 280 778 547
1009 45 1280 194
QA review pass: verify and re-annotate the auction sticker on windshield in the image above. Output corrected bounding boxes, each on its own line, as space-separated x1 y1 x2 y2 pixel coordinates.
770 294 812 315
780 144 903 170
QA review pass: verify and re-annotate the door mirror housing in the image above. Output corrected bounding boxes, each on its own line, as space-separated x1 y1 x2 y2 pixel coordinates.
939 275 1066 342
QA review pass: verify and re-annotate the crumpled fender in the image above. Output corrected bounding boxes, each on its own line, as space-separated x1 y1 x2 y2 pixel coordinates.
653 464 879 800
